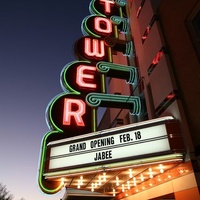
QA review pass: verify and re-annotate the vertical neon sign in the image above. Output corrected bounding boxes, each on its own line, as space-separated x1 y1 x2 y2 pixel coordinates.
63 99 86 126
76 65 97 89
38 0 141 195
84 38 106 58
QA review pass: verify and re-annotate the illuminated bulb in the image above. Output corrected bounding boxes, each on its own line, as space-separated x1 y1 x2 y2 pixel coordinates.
122 184 125 192
159 164 164 173
103 172 106 181
149 183 153 186
116 176 119 186
133 177 137 186
125 193 128 196
129 169 133 178
80 176 83 185
77 180 81 188
98 175 102 185
168 175 171 179
149 168 153 178
140 174 144 181
113 189 116 196
127 181 130 189
142 186 145 190
91 183 94 192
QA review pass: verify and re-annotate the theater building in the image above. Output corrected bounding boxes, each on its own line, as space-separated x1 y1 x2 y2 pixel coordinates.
38 0 200 200
97 0 200 199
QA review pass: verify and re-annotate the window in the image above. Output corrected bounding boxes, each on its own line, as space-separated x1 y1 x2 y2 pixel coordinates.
142 15 158 43
148 47 166 76
136 0 146 18
191 9 200 40
116 118 124 125
187 4 200 58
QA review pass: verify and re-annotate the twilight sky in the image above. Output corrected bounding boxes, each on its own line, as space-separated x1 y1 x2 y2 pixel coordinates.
0 0 91 199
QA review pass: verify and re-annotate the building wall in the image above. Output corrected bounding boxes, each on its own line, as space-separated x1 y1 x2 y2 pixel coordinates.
128 0 200 155
98 0 200 199
128 0 200 195
157 0 200 152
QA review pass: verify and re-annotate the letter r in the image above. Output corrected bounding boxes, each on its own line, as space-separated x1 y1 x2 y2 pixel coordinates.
63 99 86 126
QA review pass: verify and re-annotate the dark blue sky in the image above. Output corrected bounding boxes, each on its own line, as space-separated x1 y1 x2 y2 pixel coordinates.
0 0 91 199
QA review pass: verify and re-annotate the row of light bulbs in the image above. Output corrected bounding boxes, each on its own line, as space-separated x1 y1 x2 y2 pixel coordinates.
116 164 165 187
90 172 107 192
61 162 189 198
76 164 165 191
77 172 107 190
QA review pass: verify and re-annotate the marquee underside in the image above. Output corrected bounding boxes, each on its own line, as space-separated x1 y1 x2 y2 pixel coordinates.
46 156 194 199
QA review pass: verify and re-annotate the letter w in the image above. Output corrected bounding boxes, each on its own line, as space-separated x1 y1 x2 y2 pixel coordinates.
84 38 105 58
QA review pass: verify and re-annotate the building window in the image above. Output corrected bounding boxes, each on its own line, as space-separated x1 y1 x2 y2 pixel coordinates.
187 5 200 57
155 90 178 116
136 0 146 18
142 15 158 43
116 118 124 125
191 10 200 40
148 47 166 76
114 92 121 95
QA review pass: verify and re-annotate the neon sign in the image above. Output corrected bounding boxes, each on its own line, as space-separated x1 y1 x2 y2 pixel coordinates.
38 0 141 194
63 99 86 126
99 0 115 14
75 37 109 61
76 65 97 89
61 61 102 93
84 38 106 58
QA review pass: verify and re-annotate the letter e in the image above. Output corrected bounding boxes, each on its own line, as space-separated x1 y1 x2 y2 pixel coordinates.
76 65 97 89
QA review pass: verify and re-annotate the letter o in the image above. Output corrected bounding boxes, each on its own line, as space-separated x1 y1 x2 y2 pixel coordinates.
94 17 112 34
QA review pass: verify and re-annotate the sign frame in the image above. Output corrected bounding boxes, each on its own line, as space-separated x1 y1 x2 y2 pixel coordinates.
44 116 185 177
